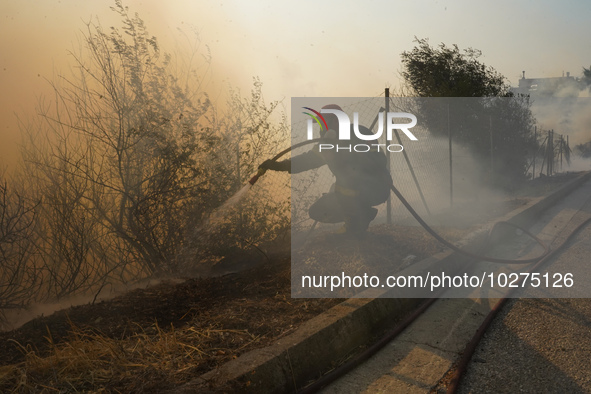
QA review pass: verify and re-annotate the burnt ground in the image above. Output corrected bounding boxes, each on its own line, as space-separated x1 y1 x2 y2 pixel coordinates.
0 224 473 393
0 252 341 393
0 172 582 393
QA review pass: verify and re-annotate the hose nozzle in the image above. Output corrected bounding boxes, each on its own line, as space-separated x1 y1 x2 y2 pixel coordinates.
248 167 267 185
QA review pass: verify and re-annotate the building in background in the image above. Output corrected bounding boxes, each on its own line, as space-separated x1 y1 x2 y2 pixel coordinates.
512 71 583 97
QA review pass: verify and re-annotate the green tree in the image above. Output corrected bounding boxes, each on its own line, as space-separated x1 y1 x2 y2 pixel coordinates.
401 38 511 98
400 38 537 187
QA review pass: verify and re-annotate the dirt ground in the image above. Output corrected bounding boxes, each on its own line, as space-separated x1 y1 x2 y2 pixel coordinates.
0 172 582 393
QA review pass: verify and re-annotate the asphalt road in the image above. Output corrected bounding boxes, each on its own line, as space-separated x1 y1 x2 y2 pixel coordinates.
458 191 591 394
321 177 591 393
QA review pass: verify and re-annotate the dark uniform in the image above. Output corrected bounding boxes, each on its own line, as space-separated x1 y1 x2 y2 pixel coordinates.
263 124 392 235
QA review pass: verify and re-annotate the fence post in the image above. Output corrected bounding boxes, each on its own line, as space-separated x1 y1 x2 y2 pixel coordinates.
552 130 555 174
547 130 553 176
560 135 564 171
490 115 494 176
532 126 536 180
385 88 391 225
389 98 432 217
448 103 453 208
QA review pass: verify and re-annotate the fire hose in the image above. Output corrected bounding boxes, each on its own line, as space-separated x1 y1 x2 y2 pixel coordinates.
250 139 590 393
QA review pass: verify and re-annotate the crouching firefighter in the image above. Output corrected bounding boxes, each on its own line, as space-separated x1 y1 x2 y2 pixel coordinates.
259 104 393 236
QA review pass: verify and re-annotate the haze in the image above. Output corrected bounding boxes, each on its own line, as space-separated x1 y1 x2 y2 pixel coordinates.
2 0 591 167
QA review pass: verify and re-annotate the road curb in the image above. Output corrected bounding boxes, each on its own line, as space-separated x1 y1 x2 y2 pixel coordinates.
177 171 591 394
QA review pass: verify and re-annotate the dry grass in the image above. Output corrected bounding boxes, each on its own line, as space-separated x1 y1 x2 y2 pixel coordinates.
0 320 259 393
0 255 340 393
3 174 578 393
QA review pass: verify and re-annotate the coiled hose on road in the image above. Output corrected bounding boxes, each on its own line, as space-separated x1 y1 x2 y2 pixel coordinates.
253 139 590 393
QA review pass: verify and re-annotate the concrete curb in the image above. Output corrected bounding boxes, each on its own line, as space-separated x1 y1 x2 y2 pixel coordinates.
176 171 591 394
505 172 591 229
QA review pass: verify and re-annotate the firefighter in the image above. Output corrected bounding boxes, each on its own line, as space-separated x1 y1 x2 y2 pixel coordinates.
259 104 392 235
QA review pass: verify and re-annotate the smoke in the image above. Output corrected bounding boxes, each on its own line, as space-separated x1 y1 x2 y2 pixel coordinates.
530 97 591 146
291 134 511 233
566 155 591 172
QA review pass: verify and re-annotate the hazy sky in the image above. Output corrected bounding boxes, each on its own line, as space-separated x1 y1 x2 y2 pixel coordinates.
1 0 591 167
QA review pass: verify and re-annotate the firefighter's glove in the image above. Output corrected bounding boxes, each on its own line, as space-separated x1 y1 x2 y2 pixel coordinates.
258 159 291 173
